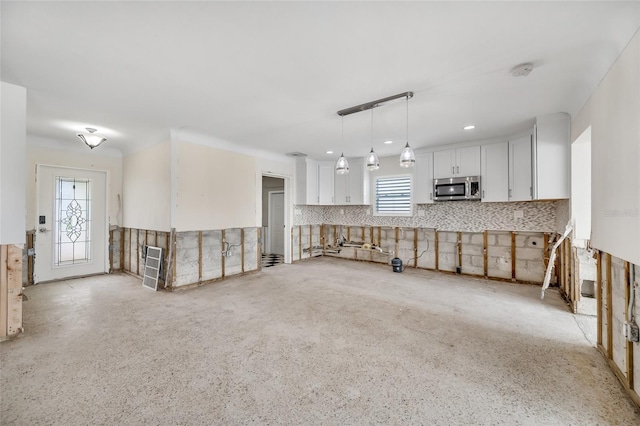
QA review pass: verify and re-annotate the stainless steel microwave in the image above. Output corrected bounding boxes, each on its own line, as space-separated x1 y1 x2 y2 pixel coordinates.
433 176 481 201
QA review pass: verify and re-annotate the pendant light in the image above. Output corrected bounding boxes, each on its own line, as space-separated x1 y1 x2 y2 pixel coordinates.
399 95 415 168
76 127 107 149
335 116 350 174
366 108 380 171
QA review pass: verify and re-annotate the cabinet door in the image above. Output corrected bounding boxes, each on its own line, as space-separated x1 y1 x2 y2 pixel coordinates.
433 149 455 179
347 159 364 204
414 152 434 204
509 136 532 201
456 146 481 176
318 162 335 205
534 113 570 199
305 158 318 204
481 143 509 202
334 171 348 204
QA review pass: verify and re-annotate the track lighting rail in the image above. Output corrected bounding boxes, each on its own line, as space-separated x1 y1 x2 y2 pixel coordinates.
337 91 414 116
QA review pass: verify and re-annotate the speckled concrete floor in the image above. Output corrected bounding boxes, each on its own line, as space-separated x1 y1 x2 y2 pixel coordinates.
2 258 639 425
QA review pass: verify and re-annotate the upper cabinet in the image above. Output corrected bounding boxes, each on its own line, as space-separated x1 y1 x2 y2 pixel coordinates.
414 152 434 204
509 135 533 201
534 113 570 200
433 146 480 178
334 158 370 205
295 158 334 205
480 142 509 202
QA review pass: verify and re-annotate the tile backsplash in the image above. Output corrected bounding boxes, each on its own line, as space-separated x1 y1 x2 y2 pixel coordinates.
294 201 562 233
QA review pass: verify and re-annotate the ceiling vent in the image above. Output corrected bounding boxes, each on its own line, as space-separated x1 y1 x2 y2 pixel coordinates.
286 152 307 157
511 63 534 77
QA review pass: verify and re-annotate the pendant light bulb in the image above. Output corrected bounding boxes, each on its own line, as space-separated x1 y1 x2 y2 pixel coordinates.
336 153 350 175
366 148 379 171
399 95 415 168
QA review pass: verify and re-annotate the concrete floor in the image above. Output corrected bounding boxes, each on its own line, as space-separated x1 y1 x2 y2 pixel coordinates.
2 258 639 425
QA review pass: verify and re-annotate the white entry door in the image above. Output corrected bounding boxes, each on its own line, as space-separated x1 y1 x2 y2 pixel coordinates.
34 165 108 283
269 191 285 255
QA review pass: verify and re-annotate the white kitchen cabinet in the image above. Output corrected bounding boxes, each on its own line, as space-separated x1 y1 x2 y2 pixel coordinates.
533 112 570 200
335 159 370 205
295 158 318 205
480 142 509 202
509 135 533 201
433 146 480 178
413 152 434 204
317 161 335 205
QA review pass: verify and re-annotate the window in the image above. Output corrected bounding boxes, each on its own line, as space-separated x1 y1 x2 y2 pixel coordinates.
54 177 92 266
375 175 412 216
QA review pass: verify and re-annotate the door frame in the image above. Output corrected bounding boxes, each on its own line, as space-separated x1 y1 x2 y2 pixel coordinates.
267 190 285 255
35 164 110 282
261 173 291 264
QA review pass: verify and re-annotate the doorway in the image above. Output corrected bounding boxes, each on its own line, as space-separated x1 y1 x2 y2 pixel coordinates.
262 176 285 267
34 165 108 283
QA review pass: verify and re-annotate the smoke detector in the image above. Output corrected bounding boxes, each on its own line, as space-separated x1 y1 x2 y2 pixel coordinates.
511 63 534 77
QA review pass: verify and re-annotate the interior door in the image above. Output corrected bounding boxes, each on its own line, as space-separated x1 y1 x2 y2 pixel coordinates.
268 191 285 255
34 165 107 283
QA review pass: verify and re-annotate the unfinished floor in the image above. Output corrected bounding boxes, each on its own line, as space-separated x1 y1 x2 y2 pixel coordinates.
2 258 639 425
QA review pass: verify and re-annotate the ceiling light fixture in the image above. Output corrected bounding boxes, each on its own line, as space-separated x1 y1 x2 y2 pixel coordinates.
326 150 334 154
399 95 415 168
384 140 393 144
463 125 476 130
335 116 350 174
76 127 106 149
366 108 379 171
336 91 414 173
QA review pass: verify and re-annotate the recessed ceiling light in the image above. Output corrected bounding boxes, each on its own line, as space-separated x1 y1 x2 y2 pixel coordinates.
463 125 476 130
326 150 334 154
384 140 393 144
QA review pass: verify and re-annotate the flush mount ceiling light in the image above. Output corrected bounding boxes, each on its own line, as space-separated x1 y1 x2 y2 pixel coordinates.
463 125 476 130
326 150 334 154
384 140 394 144
336 91 414 172
76 127 106 149
511 62 534 77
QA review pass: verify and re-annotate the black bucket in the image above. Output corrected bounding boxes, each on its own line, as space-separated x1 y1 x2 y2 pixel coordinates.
391 258 402 273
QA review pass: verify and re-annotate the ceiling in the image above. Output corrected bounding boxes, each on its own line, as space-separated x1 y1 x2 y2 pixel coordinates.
2 1 639 160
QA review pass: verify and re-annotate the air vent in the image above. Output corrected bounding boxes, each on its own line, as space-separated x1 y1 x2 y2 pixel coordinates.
511 63 534 77
286 152 307 157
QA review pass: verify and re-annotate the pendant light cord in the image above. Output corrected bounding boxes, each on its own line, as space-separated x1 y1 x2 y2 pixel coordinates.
406 95 409 145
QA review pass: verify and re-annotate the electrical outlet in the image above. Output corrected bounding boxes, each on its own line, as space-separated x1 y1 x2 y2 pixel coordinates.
625 322 640 342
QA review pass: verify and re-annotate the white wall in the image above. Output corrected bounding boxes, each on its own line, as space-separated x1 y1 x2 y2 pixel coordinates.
572 30 640 265
173 140 256 231
0 82 27 244
122 141 171 231
26 141 123 231
571 127 592 243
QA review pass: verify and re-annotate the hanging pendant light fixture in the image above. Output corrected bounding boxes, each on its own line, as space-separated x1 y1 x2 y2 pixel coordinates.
366 108 380 171
335 116 350 174
76 127 107 149
399 96 415 168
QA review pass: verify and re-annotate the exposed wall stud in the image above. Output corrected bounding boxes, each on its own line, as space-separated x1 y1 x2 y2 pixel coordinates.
221 229 226 278
596 250 603 346
377 227 381 247
109 229 114 273
483 230 488 278
309 225 313 257
625 261 634 389
414 228 418 268
257 228 262 270
136 229 140 276
298 226 302 261
457 232 463 273
435 231 439 271
347 226 351 242
370 227 374 245
394 227 399 258
198 231 203 281
0 245 8 337
241 228 245 273
128 228 132 273
606 253 613 360
511 231 516 281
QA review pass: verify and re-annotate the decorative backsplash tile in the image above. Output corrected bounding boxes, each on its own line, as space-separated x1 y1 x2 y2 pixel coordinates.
294 201 562 233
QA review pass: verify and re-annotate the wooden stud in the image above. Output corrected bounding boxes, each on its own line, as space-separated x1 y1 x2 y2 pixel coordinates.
434 231 439 271
370 227 374 245
625 261 634 389
298 226 302 260
241 228 245 273
136 229 141 276
511 231 516 281
27 232 34 285
109 230 114 273
606 253 613 360
596 250 603 347
257 228 262 270
164 232 169 275
128 228 132 273
483 231 488 278
361 227 365 242
172 230 177 286
6 245 22 336
333 225 337 246
457 232 463 272
377 227 381 247
120 228 125 272
347 226 351 242
414 228 418 268
221 229 226 278
394 227 399 259
198 231 203 281
309 225 313 256
0 245 8 338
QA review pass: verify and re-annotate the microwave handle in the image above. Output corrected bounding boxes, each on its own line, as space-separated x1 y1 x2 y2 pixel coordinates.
465 180 470 198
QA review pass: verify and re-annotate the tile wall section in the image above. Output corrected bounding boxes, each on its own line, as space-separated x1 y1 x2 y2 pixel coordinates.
294 201 560 233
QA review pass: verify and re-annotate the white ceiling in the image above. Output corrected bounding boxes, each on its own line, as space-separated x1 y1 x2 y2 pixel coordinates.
2 1 639 160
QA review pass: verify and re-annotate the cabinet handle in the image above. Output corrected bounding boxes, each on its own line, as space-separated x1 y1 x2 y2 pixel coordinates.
457 166 459 174
508 189 512 198
482 190 485 199
529 187 532 197
452 166 455 174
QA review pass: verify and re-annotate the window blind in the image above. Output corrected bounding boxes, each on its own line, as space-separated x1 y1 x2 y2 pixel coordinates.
375 176 412 214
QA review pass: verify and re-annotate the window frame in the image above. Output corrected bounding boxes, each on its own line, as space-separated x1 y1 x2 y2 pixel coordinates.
373 174 414 217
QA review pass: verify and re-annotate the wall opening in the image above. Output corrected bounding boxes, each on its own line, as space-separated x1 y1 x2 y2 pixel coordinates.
261 176 285 267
